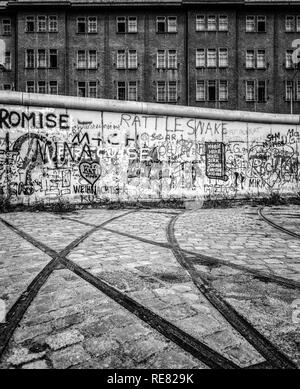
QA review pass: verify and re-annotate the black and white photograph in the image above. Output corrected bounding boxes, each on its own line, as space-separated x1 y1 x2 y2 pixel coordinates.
0 0 299 376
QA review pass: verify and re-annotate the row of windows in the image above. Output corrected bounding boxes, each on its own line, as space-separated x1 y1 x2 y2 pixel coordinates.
25 80 58 94
25 49 58 68
3 14 300 36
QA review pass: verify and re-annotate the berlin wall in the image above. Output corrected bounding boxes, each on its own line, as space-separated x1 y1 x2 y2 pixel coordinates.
0 92 299 206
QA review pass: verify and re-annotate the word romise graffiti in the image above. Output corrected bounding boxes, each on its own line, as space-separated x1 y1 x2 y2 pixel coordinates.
0 106 299 205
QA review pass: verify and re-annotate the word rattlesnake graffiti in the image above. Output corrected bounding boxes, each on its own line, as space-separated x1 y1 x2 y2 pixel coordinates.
0 103 300 206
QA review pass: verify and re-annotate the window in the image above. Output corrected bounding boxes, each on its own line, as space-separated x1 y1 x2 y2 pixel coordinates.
207 49 217 67
207 15 217 31
128 81 137 101
4 52 11 70
286 50 294 68
257 50 266 69
37 49 46 68
117 81 126 100
117 17 126 33
128 17 137 33
37 16 47 32
49 49 58 68
26 16 35 32
196 15 205 31
157 81 166 102
286 81 293 101
77 50 86 69
3 84 12 90
296 80 300 100
246 50 255 69
196 81 205 101
246 81 255 101
168 81 177 102
2 19 11 35
219 81 228 101
128 50 137 69
246 16 255 32
168 17 177 33
88 17 97 33
88 81 97 98
207 80 217 101
219 15 228 31
297 16 300 32
218 48 228 68
157 50 166 69
37 81 46 94
157 17 166 33
77 17 86 33
25 49 34 68
77 82 86 97
88 50 97 69
49 16 58 32
49 81 58 95
286 16 294 32
168 50 177 69
117 50 126 69
196 49 205 68
257 16 266 32
257 80 267 102
26 81 35 93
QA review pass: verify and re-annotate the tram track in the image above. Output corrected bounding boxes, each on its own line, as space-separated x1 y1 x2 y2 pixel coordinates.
258 207 300 240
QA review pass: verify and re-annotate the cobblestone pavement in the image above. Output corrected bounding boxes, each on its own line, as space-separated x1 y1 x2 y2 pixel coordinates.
0 205 299 369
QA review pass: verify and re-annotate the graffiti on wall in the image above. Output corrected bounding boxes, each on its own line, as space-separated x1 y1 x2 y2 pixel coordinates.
0 104 299 205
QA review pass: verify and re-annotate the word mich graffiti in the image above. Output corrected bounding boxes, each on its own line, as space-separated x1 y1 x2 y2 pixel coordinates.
0 108 70 130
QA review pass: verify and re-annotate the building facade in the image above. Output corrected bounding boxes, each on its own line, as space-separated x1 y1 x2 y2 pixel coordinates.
0 0 300 114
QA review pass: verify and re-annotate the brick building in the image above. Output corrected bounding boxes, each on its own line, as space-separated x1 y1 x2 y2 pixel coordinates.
0 0 300 114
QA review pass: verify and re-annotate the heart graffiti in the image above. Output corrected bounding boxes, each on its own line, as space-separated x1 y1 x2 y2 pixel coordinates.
79 162 102 186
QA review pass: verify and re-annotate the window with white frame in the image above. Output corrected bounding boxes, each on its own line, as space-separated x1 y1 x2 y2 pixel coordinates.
37 81 46 94
157 50 166 69
168 50 177 69
168 17 177 33
37 49 47 68
196 80 205 101
77 17 86 33
257 50 266 69
219 80 228 101
117 81 126 100
168 81 177 102
117 50 126 69
88 17 97 33
77 81 86 97
4 51 11 70
246 50 255 68
157 81 166 102
285 80 293 101
88 81 97 98
88 50 97 69
218 48 228 68
297 16 300 32
49 16 58 32
286 16 295 32
246 81 255 101
196 49 205 68
128 81 138 101
207 49 217 67
26 81 35 93
219 15 228 31
25 49 34 68
196 15 205 31
207 15 217 31
49 81 58 95
26 16 35 32
128 50 137 69
2 19 11 35
37 16 47 32
296 80 300 100
128 17 137 33
246 16 255 32
77 50 86 69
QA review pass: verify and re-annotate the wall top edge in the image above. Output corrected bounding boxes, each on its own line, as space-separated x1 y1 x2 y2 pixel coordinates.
0 92 299 125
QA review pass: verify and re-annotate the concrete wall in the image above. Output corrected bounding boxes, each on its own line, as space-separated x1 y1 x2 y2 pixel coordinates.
0 92 299 206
